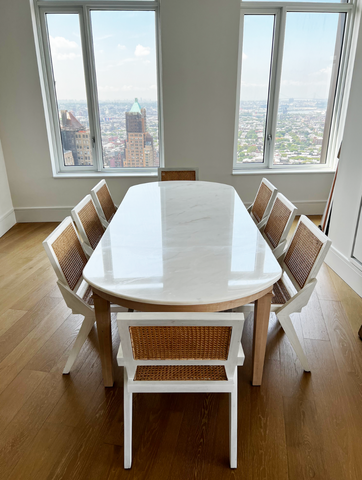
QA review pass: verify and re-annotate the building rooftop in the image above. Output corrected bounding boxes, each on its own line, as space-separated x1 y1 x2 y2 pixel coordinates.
129 98 142 114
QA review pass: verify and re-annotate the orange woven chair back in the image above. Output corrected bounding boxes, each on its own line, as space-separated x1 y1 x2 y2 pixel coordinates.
284 222 323 289
130 325 231 382
160 170 196 181
51 223 87 291
78 199 104 250
264 197 292 248
96 184 117 222
252 182 272 223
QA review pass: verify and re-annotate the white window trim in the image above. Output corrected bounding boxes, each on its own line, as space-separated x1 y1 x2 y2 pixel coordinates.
31 0 163 177
233 0 357 174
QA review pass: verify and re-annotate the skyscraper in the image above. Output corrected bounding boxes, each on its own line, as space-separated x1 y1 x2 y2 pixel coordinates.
124 99 154 167
60 110 93 166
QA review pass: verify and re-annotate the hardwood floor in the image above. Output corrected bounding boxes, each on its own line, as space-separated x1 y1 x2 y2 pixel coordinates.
0 221 361 480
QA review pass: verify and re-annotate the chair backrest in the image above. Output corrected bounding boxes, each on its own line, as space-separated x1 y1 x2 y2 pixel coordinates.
251 178 278 225
117 312 244 382
42 216 88 293
262 193 297 253
158 168 199 182
91 179 117 224
71 195 104 255
281 215 332 292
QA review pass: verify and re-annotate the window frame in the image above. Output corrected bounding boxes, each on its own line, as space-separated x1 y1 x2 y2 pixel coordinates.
33 0 163 177
233 1 355 173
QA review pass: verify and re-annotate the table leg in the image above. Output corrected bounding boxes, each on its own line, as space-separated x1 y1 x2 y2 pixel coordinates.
93 293 113 387
252 290 273 386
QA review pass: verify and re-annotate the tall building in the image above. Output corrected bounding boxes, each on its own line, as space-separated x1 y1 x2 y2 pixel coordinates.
60 110 93 166
124 99 154 167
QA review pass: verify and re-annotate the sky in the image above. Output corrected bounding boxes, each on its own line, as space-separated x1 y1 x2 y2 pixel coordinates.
47 11 158 102
241 12 343 101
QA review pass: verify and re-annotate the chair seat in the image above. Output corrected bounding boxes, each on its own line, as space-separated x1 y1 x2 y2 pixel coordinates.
82 285 94 305
272 278 291 305
134 365 228 381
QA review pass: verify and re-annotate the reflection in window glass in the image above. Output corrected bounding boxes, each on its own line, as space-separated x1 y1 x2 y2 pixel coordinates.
274 13 344 165
91 11 159 169
237 15 274 164
46 14 93 167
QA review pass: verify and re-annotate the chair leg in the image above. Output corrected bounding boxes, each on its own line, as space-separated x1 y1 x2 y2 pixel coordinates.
229 378 238 469
124 370 133 469
63 315 95 374
277 313 311 372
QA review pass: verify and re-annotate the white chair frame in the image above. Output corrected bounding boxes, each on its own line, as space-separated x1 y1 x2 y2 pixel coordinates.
117 312 245 469
247 178 278 229
71 194 104 258
158 167 199 181
260 193 297 259
90 179 117 228
43 217 123 375
238 215 331 372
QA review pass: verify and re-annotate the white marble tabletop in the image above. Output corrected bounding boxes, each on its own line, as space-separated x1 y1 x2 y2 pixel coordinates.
83 181 282 306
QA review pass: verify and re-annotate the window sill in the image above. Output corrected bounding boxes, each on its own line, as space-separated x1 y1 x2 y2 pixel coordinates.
232 167 336 175
52 171 159 179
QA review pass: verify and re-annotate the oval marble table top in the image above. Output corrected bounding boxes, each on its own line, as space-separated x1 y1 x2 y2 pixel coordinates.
83 181 282 306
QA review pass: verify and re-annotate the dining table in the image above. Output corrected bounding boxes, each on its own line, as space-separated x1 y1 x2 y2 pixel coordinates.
83 181 282 387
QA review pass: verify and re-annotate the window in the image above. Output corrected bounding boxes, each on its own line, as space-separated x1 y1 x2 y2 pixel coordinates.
234 0 355 171
35 0 161 175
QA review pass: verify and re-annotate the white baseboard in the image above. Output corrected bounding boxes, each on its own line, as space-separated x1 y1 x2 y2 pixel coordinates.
0 208 16 237
14 206 72 223
244 200 326 216
325 245 362 298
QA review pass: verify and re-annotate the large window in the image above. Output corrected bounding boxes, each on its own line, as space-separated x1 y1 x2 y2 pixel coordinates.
234 1 354 170
35 1 161 175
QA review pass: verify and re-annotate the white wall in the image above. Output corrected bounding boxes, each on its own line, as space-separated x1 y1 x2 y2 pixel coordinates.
0 0 334 223
326 16 362 297
0 139 15 236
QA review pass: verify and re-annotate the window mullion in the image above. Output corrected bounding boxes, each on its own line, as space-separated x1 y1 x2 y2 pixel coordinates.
80 6 103 171
265 7 286 168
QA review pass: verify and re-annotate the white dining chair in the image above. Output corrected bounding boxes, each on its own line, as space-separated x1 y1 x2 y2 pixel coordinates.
91 179 117 228
247 178 278 229
43 217 124 374
260 193 297 259
117 311 245 469
71 194 105 257
158 167 199 181
238 215 331 371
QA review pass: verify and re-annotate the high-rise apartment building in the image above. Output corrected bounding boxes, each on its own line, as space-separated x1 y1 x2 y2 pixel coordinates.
124 99 154 168
60 110 93 166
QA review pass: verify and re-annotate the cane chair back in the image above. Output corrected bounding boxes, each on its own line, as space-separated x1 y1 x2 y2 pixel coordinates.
71 195 105 257
261 193 297 259
249 178 278 229
91 179 117 227
117 312 245 469
158 167 199 182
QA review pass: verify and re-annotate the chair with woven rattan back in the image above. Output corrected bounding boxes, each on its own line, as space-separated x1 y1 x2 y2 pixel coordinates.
91 179 117 228
238 215 331 372
158 167 199 182
260 193 297 259
247 178 278 229
43 217 123 375
71 195 105 257
117 311 245 469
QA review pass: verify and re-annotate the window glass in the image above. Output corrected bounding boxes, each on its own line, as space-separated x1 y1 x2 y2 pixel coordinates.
46 13 93 167
237 15 274 165
91 10 159 169
274 12 345 165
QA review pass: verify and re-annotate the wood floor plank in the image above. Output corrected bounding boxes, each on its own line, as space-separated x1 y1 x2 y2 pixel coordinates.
304 338 362 480
299 290 330 341
0 309 28 337
315 263 340 301
0 369 47 432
